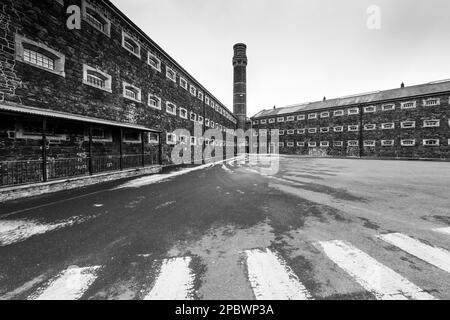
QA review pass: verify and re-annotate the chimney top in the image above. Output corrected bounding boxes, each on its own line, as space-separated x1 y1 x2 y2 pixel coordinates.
273 105 276 109
323 96 326 101
401 82 405 88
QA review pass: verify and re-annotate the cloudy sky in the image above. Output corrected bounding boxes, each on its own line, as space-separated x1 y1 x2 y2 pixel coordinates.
111 0 450 117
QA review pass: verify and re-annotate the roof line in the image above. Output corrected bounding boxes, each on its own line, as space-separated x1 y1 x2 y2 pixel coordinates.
0 102 161 132
253 79 450 117
102 0 236 120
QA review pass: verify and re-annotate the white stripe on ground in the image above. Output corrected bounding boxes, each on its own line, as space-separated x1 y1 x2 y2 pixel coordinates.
114 156 244 189
433 227 450 236
378 233 450 273
29 266 100 300
0 215 95 246
144 257 195 300
244 248 313 300
318 240 435 300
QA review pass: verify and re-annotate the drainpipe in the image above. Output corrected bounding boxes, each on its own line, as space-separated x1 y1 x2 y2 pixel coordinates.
359 105 363 158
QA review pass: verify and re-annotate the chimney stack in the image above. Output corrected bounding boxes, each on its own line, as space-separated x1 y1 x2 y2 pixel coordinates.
401 82 405 88
232 43 248 130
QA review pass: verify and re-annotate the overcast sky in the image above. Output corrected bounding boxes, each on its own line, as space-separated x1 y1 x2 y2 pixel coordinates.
111 0 450 117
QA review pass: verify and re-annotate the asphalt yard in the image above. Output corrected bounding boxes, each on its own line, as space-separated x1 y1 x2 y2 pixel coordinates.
0 155 449 300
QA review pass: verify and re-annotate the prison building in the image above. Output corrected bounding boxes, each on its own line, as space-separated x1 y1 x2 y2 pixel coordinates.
251 80 450 159
0 0 238 188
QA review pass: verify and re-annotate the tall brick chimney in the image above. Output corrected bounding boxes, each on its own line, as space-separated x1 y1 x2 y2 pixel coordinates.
233 43 248 130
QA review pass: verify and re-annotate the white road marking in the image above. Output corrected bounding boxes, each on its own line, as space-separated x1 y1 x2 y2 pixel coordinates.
0 216 95 246
244 248 313 300
29 266 100 300
318 240 436 300
378 233 450 273
144 257 195 300
433 227 450 236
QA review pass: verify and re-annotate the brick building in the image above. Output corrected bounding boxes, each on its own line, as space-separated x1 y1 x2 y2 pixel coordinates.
250 81 450 160
0 0 238 188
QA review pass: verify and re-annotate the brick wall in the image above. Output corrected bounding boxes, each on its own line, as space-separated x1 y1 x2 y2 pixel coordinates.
252 94 450 159
0 0 237 165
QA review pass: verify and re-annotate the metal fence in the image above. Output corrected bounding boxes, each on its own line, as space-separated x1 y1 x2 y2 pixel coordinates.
0 152 160 188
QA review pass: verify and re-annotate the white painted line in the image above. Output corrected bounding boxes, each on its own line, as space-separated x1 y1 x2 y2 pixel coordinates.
318 240 436 300
29 266 101 300
244 248 312 300
144 257 195 300
433 227 450 236
378 233 450 273
0 215 95 246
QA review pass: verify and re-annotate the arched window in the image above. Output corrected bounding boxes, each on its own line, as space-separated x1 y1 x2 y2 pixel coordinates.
82 0 111 36
122 31 141 57
23 47 55 70
15 35 65 77
122 82 141 102
83 65 112 92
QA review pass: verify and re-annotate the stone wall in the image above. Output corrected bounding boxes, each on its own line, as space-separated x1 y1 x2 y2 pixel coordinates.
0 0 237 165
253 94 450 159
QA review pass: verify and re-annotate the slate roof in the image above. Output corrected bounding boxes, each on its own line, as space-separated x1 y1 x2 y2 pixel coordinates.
252 79 450 118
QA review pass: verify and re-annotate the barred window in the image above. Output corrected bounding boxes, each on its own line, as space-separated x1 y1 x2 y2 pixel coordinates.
122 82 141 102
166 67 177 82
423 139 439 146
82 1 111 36
364 140 376 147
23 48 54 70
423 119 440 128
83 65 112 92
423 98 440 106
122 32 140 57
401 101 416 109
148 52 161 71
166 102 177 115
86 72 104 88
179 108 188 119
401 139 415 146
148 94 162 110
401 121 415 129
382 103 395 111
364 124 376 131
381 140 394 146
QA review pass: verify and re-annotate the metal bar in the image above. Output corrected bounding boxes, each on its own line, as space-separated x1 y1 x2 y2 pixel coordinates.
119 128 123 170
42 118 47 182
158 132 162 165
202 93 206 164
88 125 93 175
141 130 145 167
359 105 363 158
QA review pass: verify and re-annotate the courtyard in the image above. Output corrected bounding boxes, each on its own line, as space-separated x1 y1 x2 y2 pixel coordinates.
0 156 449 300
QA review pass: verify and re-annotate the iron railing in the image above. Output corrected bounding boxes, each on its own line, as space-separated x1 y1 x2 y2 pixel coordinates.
0 152 160 188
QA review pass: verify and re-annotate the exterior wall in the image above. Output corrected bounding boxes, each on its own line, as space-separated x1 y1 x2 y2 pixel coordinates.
232 44 247 130
0 0 237 166
252 94 450 159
